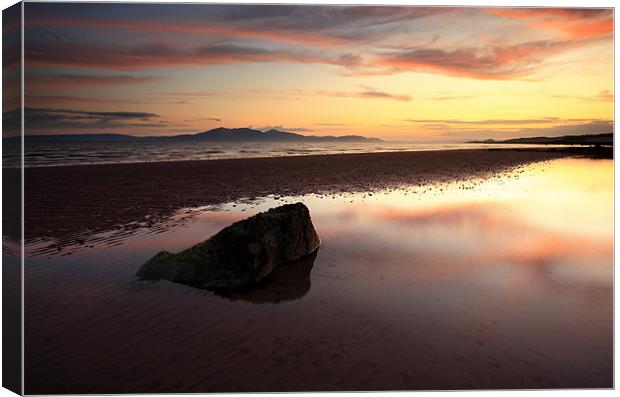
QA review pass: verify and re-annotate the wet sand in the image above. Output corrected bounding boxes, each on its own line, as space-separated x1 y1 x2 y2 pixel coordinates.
23 157 613 393
21 148 572 244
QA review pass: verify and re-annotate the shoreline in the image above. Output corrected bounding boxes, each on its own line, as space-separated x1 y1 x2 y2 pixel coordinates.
14 147 606 245
9 142 612 170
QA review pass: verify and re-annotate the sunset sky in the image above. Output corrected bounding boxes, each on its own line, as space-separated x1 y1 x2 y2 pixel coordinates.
11 3 615 141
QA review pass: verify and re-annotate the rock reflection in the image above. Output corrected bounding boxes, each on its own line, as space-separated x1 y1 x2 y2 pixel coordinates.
216 249 318 304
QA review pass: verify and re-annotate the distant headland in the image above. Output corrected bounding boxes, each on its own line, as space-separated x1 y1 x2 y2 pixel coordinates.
14 127 382 143
468 133 612 146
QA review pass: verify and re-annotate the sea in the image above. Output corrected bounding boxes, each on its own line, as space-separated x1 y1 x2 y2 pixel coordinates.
3 140 578 168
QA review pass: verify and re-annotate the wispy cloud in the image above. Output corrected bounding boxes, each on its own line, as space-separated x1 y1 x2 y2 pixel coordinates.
551 89 614 102
412 119 613 142
406 117 569 126
39 109 158 119
406 118 613 140
356 89 411 101
27 16 350 48
429 95 475 101
485 7 613 40
313 88 411 101
372 39 586 80
17 4 612 139
156 91 216 98
196 117 222 122
26 6 448 48
26 41 358 71
25 6 610 82
315 122 354 127
27 73 161 87
258 125 313 132
598 90 614 101
21 107 163 131
25 95 153 105
27 36 606 81
27 38 591 80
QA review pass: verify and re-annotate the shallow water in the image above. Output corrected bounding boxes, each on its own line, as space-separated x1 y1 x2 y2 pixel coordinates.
7 139 587 168
24 157 613 392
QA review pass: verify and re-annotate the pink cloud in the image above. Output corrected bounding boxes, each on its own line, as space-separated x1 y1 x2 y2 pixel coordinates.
373 39 584 80
485 7 613 40
25 41 344 70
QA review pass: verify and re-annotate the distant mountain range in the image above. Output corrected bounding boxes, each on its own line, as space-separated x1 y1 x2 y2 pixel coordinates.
13 127 382 143
468 133 613 146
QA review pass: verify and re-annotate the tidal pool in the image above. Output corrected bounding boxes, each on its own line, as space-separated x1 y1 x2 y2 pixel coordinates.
24 157 613 393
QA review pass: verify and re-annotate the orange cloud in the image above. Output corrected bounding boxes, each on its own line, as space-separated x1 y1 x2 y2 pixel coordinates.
485 7 613 40
598 89 614 102
23 6 614 84
373 39 583 80
551 90 614 102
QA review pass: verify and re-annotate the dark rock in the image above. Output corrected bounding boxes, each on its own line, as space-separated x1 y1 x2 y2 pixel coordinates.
136 202 320 289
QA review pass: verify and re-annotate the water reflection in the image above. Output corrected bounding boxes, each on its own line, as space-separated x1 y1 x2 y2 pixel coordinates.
216 250 318 304
24 158 613 392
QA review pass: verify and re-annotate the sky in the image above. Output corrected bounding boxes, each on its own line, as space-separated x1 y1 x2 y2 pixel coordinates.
7 3 615 141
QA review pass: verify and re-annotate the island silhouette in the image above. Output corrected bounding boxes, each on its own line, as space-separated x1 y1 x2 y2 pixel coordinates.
18 127 382 143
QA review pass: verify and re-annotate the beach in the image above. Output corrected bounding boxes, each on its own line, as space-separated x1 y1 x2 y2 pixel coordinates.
22 150 613 393
20 148 575 246
12 3 614 394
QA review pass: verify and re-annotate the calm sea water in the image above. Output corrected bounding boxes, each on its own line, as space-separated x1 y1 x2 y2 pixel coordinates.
24 158 612 392
3 140 580 168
